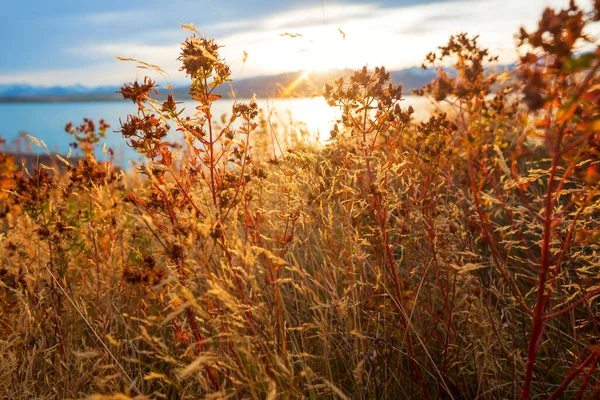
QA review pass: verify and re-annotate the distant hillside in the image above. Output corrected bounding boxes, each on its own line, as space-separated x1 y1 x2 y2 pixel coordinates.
219 67 437 99
0 84 119 102
0 67 437 103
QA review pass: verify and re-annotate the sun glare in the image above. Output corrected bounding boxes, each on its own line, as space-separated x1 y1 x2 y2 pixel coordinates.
285 97 339 141
261 96 339 143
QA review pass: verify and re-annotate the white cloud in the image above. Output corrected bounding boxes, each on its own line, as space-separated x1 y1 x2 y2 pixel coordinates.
81 10 154 24
0 61 184 87
8 0 596 86
260 3 377 30
68 42 180 65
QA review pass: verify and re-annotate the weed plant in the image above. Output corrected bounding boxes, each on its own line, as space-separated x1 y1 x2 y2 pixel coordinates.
1 2 600 398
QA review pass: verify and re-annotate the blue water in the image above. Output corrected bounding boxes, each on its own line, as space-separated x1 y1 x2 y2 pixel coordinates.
0 99 339 166
0 101 141 165
0 96 428 167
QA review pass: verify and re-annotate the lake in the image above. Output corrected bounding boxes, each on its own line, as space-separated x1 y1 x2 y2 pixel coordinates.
0 96 431 167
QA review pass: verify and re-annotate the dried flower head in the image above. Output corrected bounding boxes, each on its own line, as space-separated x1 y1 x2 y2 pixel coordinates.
119 77 158 107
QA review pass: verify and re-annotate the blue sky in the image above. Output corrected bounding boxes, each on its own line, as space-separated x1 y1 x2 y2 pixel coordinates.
0 0 593 86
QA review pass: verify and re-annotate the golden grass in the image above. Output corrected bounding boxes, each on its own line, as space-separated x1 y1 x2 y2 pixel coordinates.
1 2 600 399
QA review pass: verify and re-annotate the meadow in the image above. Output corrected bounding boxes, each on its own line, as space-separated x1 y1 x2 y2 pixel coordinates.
1 1 600 399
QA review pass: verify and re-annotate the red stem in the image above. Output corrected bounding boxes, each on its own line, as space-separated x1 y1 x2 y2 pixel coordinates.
548 352 597 400
521 150 558 399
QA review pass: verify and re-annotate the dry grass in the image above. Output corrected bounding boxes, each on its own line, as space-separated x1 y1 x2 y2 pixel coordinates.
1 2 600 399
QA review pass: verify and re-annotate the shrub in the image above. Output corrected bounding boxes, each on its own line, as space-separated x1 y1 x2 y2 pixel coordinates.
1 2 600 399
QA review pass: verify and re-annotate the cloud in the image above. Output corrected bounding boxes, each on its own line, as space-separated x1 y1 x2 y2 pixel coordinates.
221 0 598 77
206 19 260 34
260 3 377 30
81 10 153 24
0 63 133 86
3 0 595 86
68 42 179 62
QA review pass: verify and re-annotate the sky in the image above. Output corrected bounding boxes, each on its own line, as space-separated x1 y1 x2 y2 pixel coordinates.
0 0 595 87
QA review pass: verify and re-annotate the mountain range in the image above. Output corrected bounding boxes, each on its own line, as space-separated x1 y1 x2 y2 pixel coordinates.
0 67 437 103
